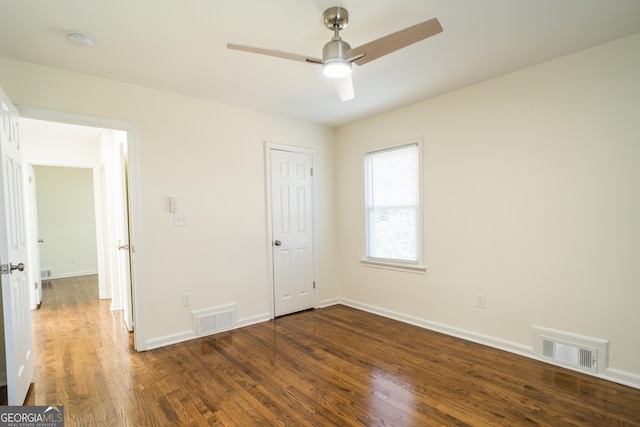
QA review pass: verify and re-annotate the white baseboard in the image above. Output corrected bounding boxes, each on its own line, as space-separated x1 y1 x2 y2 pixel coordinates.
319 297 340 308
338 298 640 390
48 270 98 280
236 313 271 329
145 312 271 351
340 298 533 356
141 299 639 390
146 330 197 351
600 368 640 390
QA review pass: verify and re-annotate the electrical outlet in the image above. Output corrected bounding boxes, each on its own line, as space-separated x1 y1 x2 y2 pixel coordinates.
174 213 188 226
477 293 486 309
182 292 192 307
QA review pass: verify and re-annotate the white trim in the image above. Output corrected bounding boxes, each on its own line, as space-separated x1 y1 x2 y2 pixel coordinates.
93 164 107 300
16 106 147 351
145 313 270 351
320 297 340 308
236 313 271 329
265 143 316 155
602 368 640 390
264 142 318 319
340 298 533 357
23 159 106 303
360 258 426 273
27 160 97 169
339 298 640 390
364 140 420 155
17 106 133 131
146 331 197 351
47 270 99 280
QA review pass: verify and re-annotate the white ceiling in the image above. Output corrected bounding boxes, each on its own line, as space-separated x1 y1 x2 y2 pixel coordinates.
1 1 639 127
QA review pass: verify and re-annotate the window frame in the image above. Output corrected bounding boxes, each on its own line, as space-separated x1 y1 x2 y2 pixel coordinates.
361 139 426 273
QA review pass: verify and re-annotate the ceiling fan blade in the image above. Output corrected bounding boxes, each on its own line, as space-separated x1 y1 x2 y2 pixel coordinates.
348 18 443 66
227 43 322 64
332 75 354 102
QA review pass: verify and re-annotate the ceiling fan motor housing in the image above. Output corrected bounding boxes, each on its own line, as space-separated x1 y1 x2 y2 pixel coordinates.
323 38 351 62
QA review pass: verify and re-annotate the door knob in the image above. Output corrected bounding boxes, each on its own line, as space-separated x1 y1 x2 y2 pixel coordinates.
274 240 282 246
118 244 130 250
10 262 25 273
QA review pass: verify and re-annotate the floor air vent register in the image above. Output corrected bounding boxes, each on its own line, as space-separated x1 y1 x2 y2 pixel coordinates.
534 326 608 374
192 303 237 337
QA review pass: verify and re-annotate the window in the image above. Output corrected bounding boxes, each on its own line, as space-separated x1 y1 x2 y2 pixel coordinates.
364 142 422 268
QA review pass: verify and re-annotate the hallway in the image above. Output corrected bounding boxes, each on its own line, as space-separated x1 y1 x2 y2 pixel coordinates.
27 275 138 422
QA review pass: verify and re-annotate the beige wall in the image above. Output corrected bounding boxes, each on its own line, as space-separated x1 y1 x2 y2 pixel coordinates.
336 34 640 381
0 57 338 345
34 166 98 277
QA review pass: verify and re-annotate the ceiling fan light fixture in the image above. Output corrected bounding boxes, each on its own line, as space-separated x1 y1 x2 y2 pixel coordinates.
322 37 352 78
323 60 352 78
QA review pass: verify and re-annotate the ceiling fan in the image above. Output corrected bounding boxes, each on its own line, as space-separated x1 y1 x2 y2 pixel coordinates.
227 7 443 102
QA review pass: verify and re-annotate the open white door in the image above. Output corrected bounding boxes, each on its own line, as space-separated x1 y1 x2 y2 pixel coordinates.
25 165 42 309
116 140 133 331
270 149 315 317
0 86 34 405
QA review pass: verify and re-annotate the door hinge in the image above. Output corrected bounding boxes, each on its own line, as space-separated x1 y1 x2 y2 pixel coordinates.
313 281 316 289
310 167 313 177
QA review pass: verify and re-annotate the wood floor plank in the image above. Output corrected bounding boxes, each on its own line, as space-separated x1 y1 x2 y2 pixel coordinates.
25 275 640 426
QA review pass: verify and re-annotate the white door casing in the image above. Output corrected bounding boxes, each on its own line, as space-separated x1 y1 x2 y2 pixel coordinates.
17 105 146 351
269 148 315 317
0 86 34 405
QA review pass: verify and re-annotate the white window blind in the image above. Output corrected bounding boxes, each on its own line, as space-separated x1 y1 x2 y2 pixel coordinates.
364 143 421 264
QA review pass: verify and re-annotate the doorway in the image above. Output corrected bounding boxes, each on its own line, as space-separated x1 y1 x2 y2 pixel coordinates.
18 111 140 347
30 165 98 292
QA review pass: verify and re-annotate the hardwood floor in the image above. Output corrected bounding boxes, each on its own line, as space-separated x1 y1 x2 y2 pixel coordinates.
27 275 640 426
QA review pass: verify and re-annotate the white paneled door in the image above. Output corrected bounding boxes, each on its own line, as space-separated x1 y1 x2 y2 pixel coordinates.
270 149 315 317
0 85 34 405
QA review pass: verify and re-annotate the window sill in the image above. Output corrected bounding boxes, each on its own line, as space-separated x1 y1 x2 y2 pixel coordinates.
360 259 427 274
